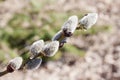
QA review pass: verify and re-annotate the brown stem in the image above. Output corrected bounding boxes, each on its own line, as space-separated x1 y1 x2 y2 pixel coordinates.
0 70 9 77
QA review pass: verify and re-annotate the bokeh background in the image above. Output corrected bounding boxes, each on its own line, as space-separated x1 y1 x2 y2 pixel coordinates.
0 0 120 80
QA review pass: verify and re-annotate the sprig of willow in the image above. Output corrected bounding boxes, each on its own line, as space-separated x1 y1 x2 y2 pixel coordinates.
0 13 98 77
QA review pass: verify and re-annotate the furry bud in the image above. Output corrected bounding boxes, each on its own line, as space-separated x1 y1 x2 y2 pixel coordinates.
7 57 23 72
30 40 44 59
61 15 78 37
52 30 64 41
77 13 98 30
52 30 67 48
25 58 42 70
42 41 59 57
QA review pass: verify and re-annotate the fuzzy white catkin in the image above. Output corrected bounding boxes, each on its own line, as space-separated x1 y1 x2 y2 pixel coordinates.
52 30 67 43
78 13 98 29
61 15 78 34
30 40 44 59
25 58 42 70
52 30 63 41
8 57 23 70
42 41 59 57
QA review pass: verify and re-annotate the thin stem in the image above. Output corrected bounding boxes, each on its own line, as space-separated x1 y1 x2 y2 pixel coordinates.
0 70 9 77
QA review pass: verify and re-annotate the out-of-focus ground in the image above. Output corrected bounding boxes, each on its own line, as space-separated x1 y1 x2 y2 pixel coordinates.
0 0 120 80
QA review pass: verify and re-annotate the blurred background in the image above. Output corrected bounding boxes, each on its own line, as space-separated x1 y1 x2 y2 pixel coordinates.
0 0 120 80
